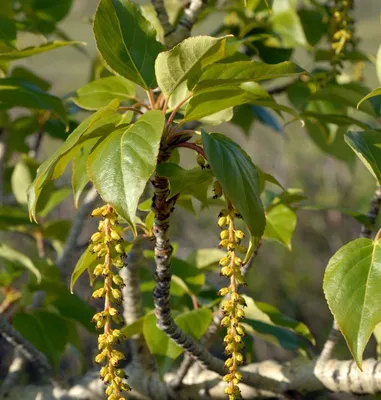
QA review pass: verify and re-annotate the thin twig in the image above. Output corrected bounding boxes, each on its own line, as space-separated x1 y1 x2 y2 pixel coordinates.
173 142 206 159
0 350 25 397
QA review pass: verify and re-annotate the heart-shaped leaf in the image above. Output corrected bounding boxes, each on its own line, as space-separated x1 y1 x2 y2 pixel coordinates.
94 0 163 89
87 110 165 233
323 237 381 368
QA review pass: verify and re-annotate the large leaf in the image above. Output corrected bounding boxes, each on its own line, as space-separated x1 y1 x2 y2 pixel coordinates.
94 0 164 89
344 130 381 183
87 110 165 233
323 238 381 368
202 130 265 241
27 100 120 222
0 244 41 282
0 41 82 62
73 76 136 110
192 60 304 92
143 308 212 377
155 35 227 97
70 247 98 293
264 204 296 250
0 78 67 125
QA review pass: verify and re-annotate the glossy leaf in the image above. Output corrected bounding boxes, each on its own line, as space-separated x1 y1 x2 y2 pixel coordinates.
344 130 381 183
0 78 67 125
0 41 82 62
70 247 98 293
27 100 120 222
202 130 265 241
143 308 212 376
73 76 136 110
155 35 227 97
94 0 163 89
192 60 304 92
323 238 381 368
0 244 41 282
87 110 165 233
264 204 296 250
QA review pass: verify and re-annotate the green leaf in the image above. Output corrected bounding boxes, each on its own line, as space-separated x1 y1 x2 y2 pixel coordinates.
27 100 120 222
156 163 213 201
73 76 136 110
344 130 381 183
0 16 16 51
171 257 205 295
184 83 272 122
0 41 82 61
143 308 212 377
192 60 305 92
357 88 381 112
0 78 67 125
301 111 370 131
43 220 71 242
0 206 34 230
202 130 265 241
87 110 165 233
37 187 71 217
70 247 98 293
94 0 164 89
243 295 312 351
13 311 69 371
264 204 296 250
11 67 51 91
323 237 381 368
155 35 227 97
187 248 226 270
72 139 98 207
0 244 41 282
11 157 36 205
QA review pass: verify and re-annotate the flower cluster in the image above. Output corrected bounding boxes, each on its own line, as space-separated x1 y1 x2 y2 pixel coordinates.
329 0 355 73
90 204 130 399
217 208 247 400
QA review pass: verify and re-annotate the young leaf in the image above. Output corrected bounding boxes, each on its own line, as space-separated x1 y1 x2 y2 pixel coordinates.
155 35 227 97
0 78 67 126
323 237 381 368
87 110 165 233
184 83 271 122
264 204 297 250
344 130 381 183
0 244 41 283
202 130 265 241
70 247 98 293
192 60 305 92
0 41 83 61
27 100 120 222
73 76 136 110
94 0 164 89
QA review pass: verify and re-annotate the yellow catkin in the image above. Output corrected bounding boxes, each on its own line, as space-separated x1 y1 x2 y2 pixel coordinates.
90 204 130 399
217 206 247 400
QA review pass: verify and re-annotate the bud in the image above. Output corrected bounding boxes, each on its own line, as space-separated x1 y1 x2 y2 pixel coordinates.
91 232 103 243
234 257 242 267
221 266 232 277
235 371 243 382
220 230 229 240
93 264 104 276
219 256 230 266
112 275 125 287
235 352 244 363
196 153 206 169
92 288 105 298
223 374 232 382
91 207 104 217
115 243 125 254
234 230 245 240
113 258 124 268
218 287 230 296
236 325 245 336
218 216 227 227
225 358 233 368
234 335 242 343
236 308 245 319
109 307 118 316
110 230 121 241
95 351 107 363
111 288 122 302
219 239 229 248
221 316 231 327
224 386 233 395
92 243 103 253
238 296 247 307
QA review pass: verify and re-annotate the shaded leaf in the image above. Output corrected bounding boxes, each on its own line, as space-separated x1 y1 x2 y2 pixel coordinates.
94 0 163 89
70 247 98 293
